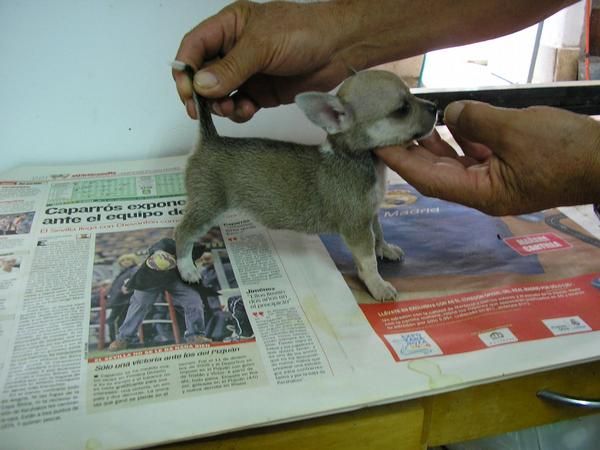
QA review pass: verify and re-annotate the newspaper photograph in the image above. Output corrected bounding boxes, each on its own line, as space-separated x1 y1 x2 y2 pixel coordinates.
0 157 599 450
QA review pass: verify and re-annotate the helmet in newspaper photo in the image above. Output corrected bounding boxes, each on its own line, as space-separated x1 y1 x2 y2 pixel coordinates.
146 250 177 271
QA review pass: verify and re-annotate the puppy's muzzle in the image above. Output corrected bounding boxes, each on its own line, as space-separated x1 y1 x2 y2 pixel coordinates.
411 100 438 141
425 100 439 117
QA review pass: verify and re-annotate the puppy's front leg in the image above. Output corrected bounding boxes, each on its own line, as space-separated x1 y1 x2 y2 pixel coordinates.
372 214 404 262
175 206 214 283
342 227 398 301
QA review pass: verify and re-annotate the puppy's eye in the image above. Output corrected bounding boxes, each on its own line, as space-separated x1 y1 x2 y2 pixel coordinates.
397 102 411 116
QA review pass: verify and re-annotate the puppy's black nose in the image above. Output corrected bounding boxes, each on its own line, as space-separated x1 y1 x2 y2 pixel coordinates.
426 101 438 115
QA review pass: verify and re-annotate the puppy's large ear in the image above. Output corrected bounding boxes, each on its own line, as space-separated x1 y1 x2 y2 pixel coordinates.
295 92 354 134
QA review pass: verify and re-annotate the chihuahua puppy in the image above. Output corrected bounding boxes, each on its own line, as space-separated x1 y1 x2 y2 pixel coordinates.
173 64 437 301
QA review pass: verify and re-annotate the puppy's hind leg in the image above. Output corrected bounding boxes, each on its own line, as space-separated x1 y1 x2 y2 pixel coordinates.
373 214 404 262
342 225 398 301
175 204 219 283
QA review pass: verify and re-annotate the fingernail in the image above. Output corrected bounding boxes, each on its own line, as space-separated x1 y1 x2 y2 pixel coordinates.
194 71 218 90
444 101 466 127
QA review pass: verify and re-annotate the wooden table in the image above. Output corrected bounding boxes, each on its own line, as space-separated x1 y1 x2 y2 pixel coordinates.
159 360 600 450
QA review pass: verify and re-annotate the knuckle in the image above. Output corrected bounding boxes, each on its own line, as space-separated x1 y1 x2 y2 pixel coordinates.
218 56 244 79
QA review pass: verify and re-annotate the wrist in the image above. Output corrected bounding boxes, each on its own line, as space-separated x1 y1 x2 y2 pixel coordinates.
587 119 600 203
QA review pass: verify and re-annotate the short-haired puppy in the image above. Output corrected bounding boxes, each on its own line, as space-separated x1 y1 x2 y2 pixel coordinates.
173 66 437 301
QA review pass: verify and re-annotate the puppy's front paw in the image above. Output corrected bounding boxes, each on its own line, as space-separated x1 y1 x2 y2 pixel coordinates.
177 258 200 283
377 242 405 262
367 278 398 302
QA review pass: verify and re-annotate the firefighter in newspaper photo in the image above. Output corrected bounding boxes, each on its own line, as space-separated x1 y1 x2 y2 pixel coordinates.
107 236 217 350
196 251 254 341
88 227 253 357
104 253 141 342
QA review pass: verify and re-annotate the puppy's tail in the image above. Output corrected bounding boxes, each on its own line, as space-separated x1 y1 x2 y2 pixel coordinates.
171 60 218 144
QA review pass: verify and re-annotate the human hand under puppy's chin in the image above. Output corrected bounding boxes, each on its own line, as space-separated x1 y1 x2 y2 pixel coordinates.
376 101 600 216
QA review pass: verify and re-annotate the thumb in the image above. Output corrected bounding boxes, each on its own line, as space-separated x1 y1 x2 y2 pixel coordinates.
193 42 262 98
444 101 516 152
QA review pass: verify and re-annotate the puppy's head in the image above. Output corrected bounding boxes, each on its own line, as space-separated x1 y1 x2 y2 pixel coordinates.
295 70 437 153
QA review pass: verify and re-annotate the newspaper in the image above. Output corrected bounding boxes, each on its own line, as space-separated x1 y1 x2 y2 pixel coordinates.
1 156 600 450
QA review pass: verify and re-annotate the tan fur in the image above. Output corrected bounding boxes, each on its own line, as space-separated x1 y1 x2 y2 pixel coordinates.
174 69 437 301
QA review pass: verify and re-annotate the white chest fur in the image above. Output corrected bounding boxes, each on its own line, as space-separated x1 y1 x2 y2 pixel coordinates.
373 157 387 206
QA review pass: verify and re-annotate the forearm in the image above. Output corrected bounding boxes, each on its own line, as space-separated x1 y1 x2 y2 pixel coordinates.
330 0 579 70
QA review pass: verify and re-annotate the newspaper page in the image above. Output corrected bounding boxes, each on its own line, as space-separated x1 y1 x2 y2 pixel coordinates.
0 157 599 450
320 182 600 362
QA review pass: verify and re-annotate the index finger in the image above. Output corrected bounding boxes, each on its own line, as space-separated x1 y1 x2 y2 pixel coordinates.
172 70 194 104
375 145 493 209
417 129 458 158
173 8 240 101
